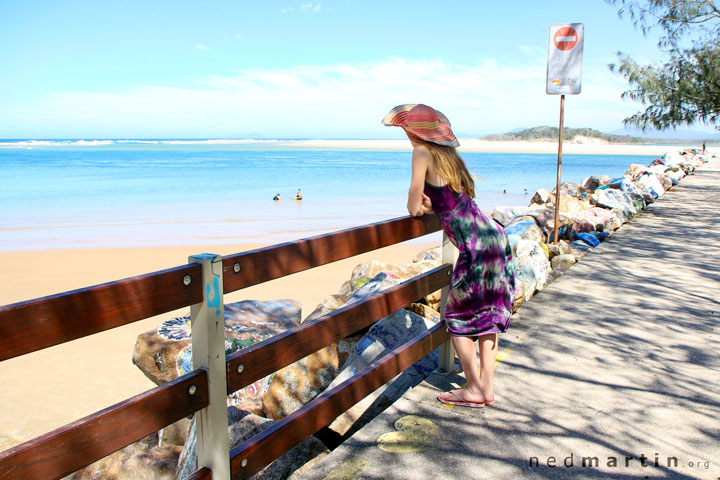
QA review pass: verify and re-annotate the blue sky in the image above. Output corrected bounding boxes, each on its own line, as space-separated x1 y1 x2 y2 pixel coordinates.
1 0 715 139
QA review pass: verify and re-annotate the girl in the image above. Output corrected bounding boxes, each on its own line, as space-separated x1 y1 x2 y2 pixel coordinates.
383 104 515 407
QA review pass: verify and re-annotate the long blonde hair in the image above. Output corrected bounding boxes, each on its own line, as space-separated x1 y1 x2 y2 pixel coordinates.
417 138 475 198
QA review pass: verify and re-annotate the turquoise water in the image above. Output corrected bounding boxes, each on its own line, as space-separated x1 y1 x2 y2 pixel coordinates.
0 141 655 250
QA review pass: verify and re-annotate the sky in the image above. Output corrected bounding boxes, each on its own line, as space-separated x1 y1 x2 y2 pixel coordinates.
1 0 716 139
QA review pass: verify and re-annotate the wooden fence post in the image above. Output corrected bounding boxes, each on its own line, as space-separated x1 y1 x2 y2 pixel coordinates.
437 233 458 372
189 253 231 480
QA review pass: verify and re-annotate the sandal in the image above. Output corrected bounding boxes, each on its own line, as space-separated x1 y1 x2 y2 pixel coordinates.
437 390 485 408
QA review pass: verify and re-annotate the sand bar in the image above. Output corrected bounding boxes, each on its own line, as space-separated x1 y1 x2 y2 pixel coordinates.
282 138 701 155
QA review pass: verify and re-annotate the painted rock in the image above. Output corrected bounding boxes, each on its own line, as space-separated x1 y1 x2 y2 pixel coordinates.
325 309 439 437
582 175 611 192
70 435 181 480
505 218 546 245
512 239 551 301
261 273 404 420
132 299 301 415
490 205 531 227
593 188 637 216
413 246 442 263
558 181 590 199
636 173 665 198
177 408 329 480
405 302 442 324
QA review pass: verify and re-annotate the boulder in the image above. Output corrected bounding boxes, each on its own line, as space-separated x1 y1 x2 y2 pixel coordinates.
413 247 442 263
262 273 405 420
530 188 554 206
636 173 665 198
558 181 590 199
523 207 574 240
512 239 551 301
531 189 591 214
624 163 649 179
177 408 329 480
546 240 571 259
324 309 438 438
70 435 181 480
570 207 614 232
505 218 546 245
592 188 637 216
405 303 442 324
551 254 576 270
581 175 611 192
132 300 301 415
490 205 530 227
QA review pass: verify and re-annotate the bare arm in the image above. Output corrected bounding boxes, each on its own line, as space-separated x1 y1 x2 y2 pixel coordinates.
407 147 434 216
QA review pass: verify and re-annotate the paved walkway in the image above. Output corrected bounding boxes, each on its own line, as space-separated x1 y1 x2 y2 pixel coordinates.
299 157 720 480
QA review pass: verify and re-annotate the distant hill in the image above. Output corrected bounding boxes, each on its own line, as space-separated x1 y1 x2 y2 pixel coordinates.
483 126 646 144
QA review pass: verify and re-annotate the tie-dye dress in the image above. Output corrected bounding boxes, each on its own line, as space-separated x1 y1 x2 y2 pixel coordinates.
424 181 515 337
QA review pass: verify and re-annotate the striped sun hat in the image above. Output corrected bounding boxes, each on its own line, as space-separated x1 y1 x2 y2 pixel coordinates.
382 104 459 147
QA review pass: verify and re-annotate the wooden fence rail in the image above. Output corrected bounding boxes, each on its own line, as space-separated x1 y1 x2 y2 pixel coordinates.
0 214 450 480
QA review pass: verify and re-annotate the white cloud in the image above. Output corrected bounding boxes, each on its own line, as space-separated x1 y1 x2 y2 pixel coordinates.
2 57 645 138
195 43 209 50
300 2 322 12
234 34 243 40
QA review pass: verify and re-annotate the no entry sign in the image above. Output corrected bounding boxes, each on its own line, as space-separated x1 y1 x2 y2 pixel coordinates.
546 23 584 95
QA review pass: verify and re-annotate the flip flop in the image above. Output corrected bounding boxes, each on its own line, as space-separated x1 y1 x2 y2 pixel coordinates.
437 390 485 408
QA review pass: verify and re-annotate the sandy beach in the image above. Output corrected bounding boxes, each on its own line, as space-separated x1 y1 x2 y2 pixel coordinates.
0 238 439 448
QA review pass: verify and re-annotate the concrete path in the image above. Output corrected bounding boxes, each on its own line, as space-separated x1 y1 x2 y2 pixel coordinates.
299 157 720 480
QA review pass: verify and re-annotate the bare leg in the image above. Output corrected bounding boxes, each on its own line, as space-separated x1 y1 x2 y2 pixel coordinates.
444 335 485 403
477 333 498 403
438 333 498 405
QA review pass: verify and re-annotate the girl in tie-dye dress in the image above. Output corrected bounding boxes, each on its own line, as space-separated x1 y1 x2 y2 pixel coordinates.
383 104 515 408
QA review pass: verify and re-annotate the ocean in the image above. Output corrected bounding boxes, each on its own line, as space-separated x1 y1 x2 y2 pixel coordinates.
0 140 657 251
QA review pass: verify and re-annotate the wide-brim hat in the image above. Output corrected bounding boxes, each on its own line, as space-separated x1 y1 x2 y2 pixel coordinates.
382 104 459 147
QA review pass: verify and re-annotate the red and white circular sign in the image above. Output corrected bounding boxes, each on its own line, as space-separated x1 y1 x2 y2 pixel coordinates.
553 26 578 51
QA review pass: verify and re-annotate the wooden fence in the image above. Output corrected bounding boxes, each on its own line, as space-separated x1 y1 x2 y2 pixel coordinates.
0 214 456 480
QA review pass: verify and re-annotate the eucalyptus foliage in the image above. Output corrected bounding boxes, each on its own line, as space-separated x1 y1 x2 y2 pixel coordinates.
607 0 720 130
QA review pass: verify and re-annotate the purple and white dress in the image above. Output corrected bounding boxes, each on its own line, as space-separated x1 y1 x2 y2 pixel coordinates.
424 181 515 337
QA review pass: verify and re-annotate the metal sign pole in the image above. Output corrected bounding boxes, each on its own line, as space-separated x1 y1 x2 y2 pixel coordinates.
553 94 565 246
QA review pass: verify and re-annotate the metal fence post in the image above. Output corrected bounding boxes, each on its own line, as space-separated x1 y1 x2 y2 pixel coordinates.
438 232 459 373
190 253 231 480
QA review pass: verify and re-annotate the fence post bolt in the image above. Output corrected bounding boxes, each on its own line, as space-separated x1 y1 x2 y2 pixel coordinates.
438 233 459 373
190 253 231 480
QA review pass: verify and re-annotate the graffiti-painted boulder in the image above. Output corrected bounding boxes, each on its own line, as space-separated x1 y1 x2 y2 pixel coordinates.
592 188 637 216
177 408 329 480
70 435 181 480
261 272 403 420
132 300 301 415
325 309 438 437
636 173 665 198
512 239 550 302
582 175 611 192
558 181 590 199
505 217 545 245
491 205 531 227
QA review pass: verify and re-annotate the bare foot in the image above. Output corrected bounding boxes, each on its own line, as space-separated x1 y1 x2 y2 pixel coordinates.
438 388 486 405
